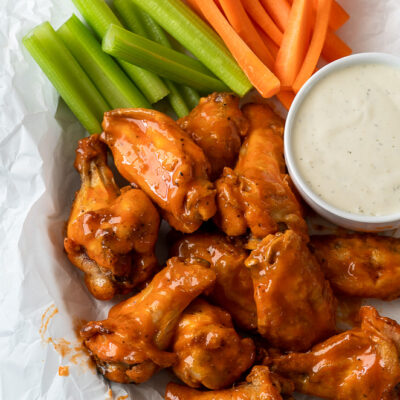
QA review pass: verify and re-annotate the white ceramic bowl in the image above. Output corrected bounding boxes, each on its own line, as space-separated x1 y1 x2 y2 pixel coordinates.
285 52 400 232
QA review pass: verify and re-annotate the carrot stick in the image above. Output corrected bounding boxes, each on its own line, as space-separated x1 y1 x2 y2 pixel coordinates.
268 0 351 64
259 0 291 33
328 1 349 30
322 29 352 62
275 0 313 89
277 90 295 110
241 0 283 46
255 25 280 59
218 0 274 69
196 0 280 98
289 0 349 31
293 0 332 93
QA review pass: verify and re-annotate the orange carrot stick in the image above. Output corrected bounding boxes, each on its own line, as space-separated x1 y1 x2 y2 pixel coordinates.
329 1 350 31
218 0 274 69
196 0 280 98
255 25 280 59
277 90 295 110
322 29 352 62
293 0 333 92
241 0 283 46
275 0 313 88
259 0 291 33
289 0 349 31
268 0 351 64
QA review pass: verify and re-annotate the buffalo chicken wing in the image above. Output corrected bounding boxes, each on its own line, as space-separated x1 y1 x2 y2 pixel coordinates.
80 258 216 383
172 299 255 389
271 306 400 400
246 230 336 351
165 366 294 400
64 135 159 300
178 92 249 180
101 108 216 233
310 234 400 300
171 232 257 330
214 103 308 244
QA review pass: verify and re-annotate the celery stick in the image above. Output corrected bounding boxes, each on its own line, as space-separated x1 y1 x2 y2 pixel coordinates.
180 86 201 110
136 7 200 111
114 0 191 115
137 7 172 48
130 0 252 96
113 0 147 37
103 25 228 93
58 15 148 109
23 22 109 134
164 80 190 118
71 0 168 104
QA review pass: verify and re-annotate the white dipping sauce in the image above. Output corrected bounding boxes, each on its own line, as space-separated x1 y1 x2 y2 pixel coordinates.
292 63 400 216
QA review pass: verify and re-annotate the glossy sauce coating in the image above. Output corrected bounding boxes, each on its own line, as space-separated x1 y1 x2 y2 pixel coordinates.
64 135 159 300
178 92 249 180
215 103 308 244
246 230 336 351
101 108 216 233
293 63 400 216
310 234 400 300
80 258 216 384
165 366 294 400
171 232 257 330
172 299 255 389
271 306 400 400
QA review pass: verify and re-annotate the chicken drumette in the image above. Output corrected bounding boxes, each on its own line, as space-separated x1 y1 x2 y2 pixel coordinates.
310 234 400 300
178 92 249 180
165 366 294 400
100 108 216 233
246 230 336 351
171 232 257 331
64 135 159 300
271 306 400 400
172 299 255 389
80 258 216 384
214 103 308 245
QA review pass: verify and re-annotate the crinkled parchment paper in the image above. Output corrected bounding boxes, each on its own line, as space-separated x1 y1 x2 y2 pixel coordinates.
1 1 400 399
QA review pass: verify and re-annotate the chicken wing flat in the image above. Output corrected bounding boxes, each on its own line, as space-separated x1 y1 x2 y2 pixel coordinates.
171 232 257 331
246 230 336 351
100 108 216 233
178 92 249 180
172 299 255 389
165 366 294 400
64 135 159 300
214 103 308 244
310 234 400 300
80 257 216 384
271 306 400 400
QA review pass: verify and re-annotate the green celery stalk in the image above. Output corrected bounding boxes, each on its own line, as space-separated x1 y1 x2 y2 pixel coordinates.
136 6 200 112
136 6 171 47
129 0 252 96
22 22 109 134
58 15 148 109
103 25 229 93
71 0 168 104
113 0 147 36
163 79 190 118
180 85 201 110
114 0 191 116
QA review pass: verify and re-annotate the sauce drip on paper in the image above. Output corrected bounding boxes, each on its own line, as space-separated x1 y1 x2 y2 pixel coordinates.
39 306 95 374
58 366 69 377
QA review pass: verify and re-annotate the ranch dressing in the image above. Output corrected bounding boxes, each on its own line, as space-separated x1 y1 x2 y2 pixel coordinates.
292 63 400 216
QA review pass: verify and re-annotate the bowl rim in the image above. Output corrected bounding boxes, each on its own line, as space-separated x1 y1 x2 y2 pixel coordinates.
284 52 400 225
